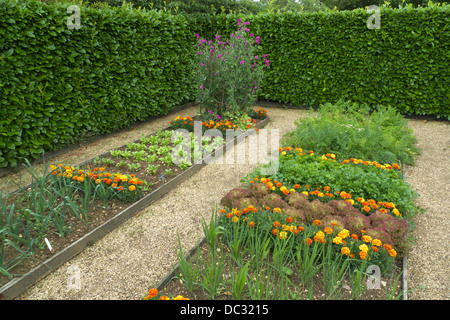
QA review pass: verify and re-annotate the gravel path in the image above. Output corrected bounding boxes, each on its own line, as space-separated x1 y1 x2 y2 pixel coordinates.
10 106 448 300
403 120 450 300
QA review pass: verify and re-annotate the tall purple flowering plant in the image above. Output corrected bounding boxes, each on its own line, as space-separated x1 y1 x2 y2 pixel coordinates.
195 19 270 116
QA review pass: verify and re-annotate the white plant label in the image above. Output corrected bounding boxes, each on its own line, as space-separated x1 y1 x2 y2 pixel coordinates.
44 238 53 251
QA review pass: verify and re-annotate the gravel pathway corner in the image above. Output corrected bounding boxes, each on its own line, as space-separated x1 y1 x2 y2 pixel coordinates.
11 107 449 300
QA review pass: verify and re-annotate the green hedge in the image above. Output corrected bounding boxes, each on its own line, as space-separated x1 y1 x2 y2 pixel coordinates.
1 1 448 168
191 6 449 119
0 0 196 168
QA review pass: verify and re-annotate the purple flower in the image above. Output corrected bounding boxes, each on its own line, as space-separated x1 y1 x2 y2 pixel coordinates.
200 62 204 66
215 35 221 41
255 55 259 60
263 54 267 58
196 33 200 38
218 54 222 58
240 60 245 65
244 21 250 25
265 59 270 66
256 36 260 44
200 84 204 89
250 33 254 37
231 34 234 37
215 114 221 120
208 110 213 114
197 51 202 55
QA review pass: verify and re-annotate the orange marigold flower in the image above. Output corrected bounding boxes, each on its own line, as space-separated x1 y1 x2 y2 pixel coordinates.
294 184 300 189
220 209 226 214
341 247 350 256
324 227 333 234
305 238 313 246
313 219 321 226
129 185 136 192
249 221 255 227
351 234 359 240
117 186 124 191
388 249 397 257
371 246 379 252
273 208 282 214
362 206 371 213
272 229 278 236
298 226 305 231
147 288 158 298
286 216 293 223
226 212 233 218
384 244 393 251
282 189 289 195
362 235 372 243
359 250 367 260
324 186 331 192
276 182 282 188
273 221 281 228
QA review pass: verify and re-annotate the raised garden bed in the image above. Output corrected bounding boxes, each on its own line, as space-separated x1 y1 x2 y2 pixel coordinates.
0 116 270 300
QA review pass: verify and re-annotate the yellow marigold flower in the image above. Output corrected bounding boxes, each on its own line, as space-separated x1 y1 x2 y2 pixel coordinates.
232 216 239 223
359 244 369 252
173 295 189 300
362 235 372 243
290 189 296 193
341 247 350 256
159 296 170 300
393 208 401 216
338 229 350 239
129 185 136 192
121 175 128 182
333 236 343 245
372 239 382 247
279 231 288 240
273 208 282 214
280 186 287 192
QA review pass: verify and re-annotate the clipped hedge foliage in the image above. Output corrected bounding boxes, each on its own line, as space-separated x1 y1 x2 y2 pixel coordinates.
0 0 197 168
1 2 448 168
191 6 449 119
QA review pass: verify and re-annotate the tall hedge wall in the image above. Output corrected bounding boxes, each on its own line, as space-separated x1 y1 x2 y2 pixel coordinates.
0 1 448 169
0 0 196 168
190 6 449 119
